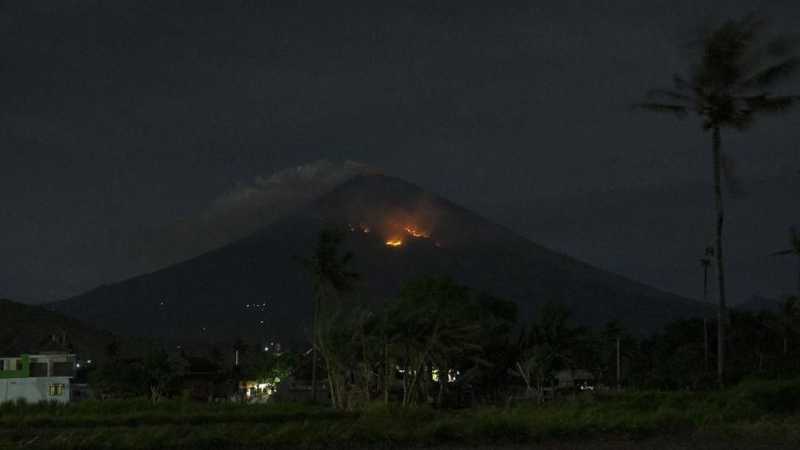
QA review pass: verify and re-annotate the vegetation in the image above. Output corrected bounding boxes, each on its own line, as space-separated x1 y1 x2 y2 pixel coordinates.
292 275 800 408
1 379 800 449
515 302 586 401
90 346 188 402
79 272 799 406
303 228 359 405
636 14 800 386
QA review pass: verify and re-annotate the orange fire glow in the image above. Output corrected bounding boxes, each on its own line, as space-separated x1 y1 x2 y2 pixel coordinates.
404 225 430 238
385 239 404 247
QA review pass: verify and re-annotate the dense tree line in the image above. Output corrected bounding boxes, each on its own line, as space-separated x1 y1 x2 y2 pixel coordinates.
311 279 800 410
85 268 799 407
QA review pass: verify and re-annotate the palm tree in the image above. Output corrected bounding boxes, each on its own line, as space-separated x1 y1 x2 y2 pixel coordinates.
771 226 800 297
636 15 800 386
304 228 358 403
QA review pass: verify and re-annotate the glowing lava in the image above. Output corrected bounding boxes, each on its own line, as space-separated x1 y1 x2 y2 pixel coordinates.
385 239 404 247
384 224 430 247
404 225 430 238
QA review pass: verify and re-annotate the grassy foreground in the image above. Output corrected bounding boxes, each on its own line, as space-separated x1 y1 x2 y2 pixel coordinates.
1 379 799 449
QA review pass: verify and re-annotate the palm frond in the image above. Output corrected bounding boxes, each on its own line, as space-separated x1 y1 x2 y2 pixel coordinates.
741 57 800 89
672 74 693 92
646 89 691 103
765 34 800 58
702 15 763 79
633 102 689 117
743 94 800 113
640 14 798 134
726 108 756 131
790 226 800 252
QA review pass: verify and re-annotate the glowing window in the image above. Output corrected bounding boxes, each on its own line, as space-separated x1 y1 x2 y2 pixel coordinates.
48 384 66 396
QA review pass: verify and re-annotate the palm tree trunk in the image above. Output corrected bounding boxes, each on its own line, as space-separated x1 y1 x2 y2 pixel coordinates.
703 262 710 372
703 318 709 372
796 254 800 298
516 362 532 397
437 371 445 407
361 331 371 403
311 294 320 402
712 126 728 388
327 367 338 408
616 337 621 390
402 372 409 406
383 336 390 405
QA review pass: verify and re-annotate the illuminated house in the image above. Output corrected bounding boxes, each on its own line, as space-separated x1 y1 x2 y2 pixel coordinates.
0 353 76 404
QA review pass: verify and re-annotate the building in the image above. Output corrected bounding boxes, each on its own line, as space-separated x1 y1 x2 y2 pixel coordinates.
0 353 76 404
554 369 595 391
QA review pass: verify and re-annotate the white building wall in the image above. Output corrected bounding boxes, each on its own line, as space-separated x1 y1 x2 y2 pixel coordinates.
0 377 71 404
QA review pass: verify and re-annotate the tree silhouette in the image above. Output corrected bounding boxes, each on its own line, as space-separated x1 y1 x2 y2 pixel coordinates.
304 228 358 403
143 347 183 403
516 302 586 401
386 277 483 407
636 15 800 386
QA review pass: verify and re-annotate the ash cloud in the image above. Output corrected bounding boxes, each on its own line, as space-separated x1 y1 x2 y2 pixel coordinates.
130 160 377 271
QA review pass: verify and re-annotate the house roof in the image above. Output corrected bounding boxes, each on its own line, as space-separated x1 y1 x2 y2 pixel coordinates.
555 369 594 381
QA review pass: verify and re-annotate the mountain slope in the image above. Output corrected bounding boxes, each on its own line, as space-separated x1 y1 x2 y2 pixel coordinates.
1 298 141 361
51 174 709 346
128 160 377 273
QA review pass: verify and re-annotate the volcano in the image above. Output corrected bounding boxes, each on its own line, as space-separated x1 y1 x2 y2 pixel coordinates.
50 174 708 346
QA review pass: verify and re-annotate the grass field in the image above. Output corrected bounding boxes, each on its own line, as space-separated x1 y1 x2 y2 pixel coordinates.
1 379 799 449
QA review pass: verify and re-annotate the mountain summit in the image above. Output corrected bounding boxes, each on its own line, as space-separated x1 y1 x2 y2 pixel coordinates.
51 173 707 345
130 160 378 272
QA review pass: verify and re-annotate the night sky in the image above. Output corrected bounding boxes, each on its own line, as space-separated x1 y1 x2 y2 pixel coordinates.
2 0 798 305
